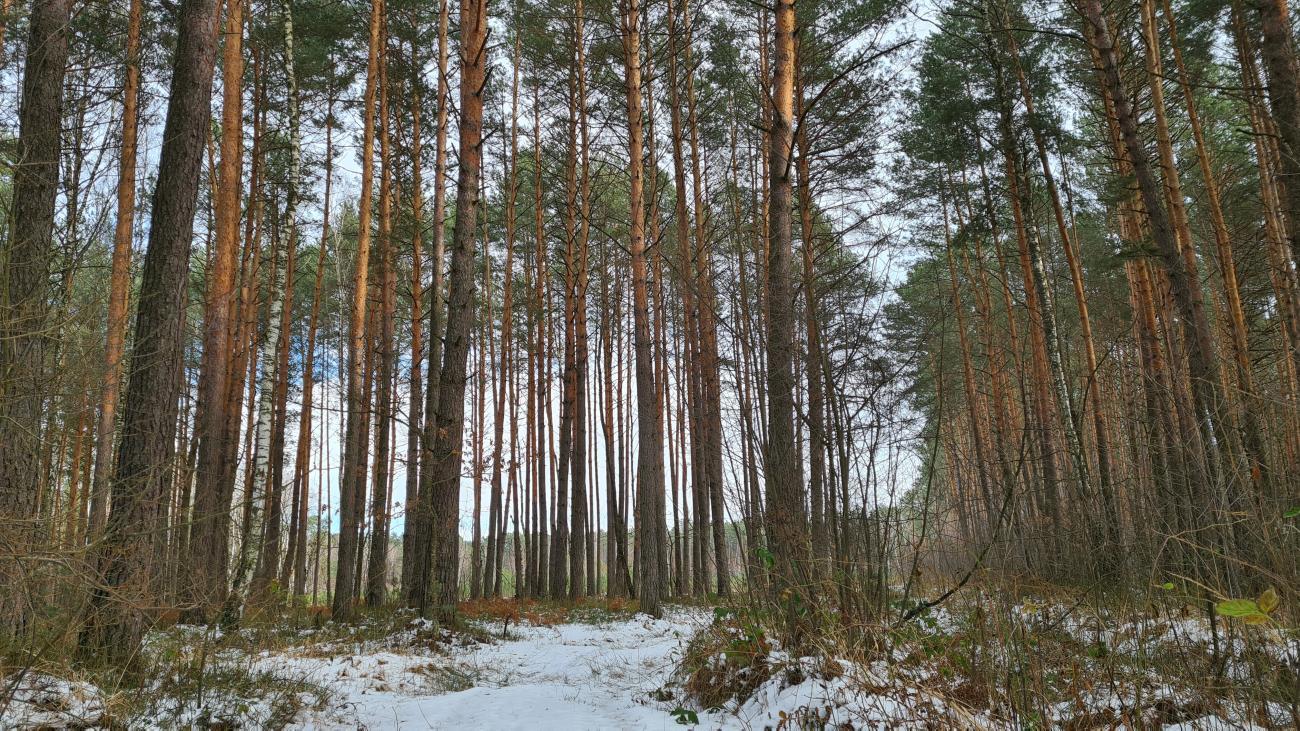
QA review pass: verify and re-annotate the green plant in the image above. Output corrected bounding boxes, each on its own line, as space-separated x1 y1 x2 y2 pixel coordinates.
1215 588 1281 625
670 706 699 725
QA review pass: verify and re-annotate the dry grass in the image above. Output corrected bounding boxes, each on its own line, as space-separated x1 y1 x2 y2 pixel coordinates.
458 595 636 632
672 576 1299 728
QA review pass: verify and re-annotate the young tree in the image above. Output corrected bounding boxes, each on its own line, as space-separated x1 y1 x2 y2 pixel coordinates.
91 0 144 541
254 0 306 604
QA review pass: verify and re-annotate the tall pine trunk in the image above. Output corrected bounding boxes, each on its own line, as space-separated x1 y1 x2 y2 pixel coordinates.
623 0 665 617
765 0 812 641
1081 0 1242 576
91 0 143 542
82 0 221 662
334 0 383 621
410 0 488 621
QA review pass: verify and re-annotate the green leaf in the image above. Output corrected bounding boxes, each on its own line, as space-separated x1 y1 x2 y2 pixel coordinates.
1285 506 1300 519
756 547 775 569
1214 598 1260 618
1160 582 1175 591
670 707 699 725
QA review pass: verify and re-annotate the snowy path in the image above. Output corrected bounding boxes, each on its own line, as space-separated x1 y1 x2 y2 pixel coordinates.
279 609 709 730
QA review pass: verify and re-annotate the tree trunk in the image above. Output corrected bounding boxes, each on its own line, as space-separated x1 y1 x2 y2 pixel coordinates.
334 0 383 621
409 0 488 621
765 0 811 640
0 0 71 639
284 91 330 597
406 0 452 607
553 21 581 598
187 0 245 620
226 215 288 624
366 25 397 607
485 31 521 598
254 232 295 600
990 41 1063 549
939 185 996 545
1151 0 1267 492
261 0 304 603
470 196 491 600
81 0 221 662
623 0 665 617
679 0 729 596
795 72 833 578
1081 0 1241 564
91 0 143 543
401 43 426 600
1255 0 1300 272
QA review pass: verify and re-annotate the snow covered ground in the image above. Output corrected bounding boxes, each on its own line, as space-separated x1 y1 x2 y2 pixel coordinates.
264 607 982 729
268 607 708 729
3 600 1295 729
2 607 981 730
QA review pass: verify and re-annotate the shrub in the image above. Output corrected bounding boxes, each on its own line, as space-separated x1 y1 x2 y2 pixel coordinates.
679 607 773 710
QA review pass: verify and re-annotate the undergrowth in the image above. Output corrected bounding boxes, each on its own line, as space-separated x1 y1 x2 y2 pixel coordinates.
677 606 774 710
672 579 1300 729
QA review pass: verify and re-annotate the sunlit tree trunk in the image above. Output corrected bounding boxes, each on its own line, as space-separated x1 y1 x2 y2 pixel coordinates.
90 0 143 542
765 0 812 640
367 28 397 607
334 0 383 621
185 0 245 621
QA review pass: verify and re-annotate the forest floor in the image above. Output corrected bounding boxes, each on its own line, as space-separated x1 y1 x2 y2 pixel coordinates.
2 590 1297 729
